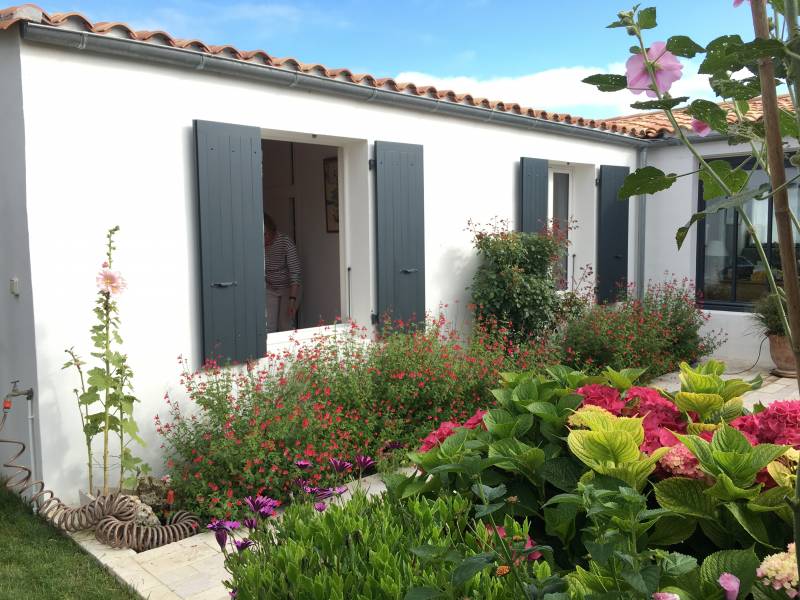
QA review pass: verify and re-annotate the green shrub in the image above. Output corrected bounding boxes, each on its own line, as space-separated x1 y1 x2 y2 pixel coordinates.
221 492 529 599
469 221 566 339
561 278 723 378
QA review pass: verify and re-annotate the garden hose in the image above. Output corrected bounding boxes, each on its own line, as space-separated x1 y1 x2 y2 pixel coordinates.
1 400 201 552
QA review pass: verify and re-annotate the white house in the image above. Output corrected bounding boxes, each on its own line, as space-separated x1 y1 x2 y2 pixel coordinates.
0 4 780 500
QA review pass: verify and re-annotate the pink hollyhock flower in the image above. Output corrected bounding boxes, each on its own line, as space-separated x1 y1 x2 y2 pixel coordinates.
463 409 487 430
577 384 625 415
96 269 127 295
757 401 800 447
626 41 683 97
691 119 712 137
653 594 680 600
733 0 749 6
718 573 740 600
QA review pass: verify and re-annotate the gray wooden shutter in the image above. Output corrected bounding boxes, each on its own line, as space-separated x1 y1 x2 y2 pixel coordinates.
520 157 549 232
194 120 266 363
375 142 425 325
597 165 631 303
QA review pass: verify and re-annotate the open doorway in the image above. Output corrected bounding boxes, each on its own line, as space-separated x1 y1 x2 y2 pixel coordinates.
262 139 341 333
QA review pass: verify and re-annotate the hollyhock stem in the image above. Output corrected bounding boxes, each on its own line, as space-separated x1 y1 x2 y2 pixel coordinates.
634 19 792 351
751 0 800 394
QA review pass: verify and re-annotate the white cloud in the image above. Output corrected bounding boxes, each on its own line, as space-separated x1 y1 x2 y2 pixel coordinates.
395 59 716 119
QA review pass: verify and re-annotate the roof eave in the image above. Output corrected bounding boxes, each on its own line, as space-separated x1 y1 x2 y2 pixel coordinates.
18 22 654 148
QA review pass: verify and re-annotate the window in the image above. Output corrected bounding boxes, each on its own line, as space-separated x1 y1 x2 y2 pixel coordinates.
549 168 571 290
697 157 800 309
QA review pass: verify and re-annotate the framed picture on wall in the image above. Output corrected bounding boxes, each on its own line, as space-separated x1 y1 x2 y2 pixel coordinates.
323 157 339 233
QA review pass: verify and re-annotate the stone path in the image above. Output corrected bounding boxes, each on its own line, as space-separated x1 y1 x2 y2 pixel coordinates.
72 359 800 600
71 472 391 599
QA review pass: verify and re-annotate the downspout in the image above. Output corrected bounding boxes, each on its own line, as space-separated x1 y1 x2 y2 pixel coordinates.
635 146 648 300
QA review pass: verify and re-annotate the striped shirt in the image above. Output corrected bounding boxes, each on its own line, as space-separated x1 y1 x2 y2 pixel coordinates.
265 232 301 289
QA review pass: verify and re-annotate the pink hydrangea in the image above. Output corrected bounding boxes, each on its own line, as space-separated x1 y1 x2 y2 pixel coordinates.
731 413 761 441
659 441 705 479
653 594 680 600
624 387 685 454
96 269 127 295
626 41 683 97
577 384 625 415
756 401 800 447
463 409 487 430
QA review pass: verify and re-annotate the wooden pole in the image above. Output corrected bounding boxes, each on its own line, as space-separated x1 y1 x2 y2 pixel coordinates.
751 0 800 392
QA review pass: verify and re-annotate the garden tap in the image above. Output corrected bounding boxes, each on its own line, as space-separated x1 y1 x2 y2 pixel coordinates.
3 380 34 412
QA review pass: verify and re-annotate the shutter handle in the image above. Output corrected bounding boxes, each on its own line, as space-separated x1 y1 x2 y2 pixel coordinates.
211 281 238 288
613 254 624 259
400 268 419 274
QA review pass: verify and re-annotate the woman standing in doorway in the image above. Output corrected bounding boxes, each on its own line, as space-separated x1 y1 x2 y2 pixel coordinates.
264 214 301 333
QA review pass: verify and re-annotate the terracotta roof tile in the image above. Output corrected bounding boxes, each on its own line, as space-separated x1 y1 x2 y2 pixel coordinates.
4 3 791 141
604 95 796 138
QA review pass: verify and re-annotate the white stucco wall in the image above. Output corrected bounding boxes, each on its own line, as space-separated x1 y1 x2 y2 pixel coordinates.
14 39 640 499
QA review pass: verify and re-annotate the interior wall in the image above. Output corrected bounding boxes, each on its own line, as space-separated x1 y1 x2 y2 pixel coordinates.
262 140 341 329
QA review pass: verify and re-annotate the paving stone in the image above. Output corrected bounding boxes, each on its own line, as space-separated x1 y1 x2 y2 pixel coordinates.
140 584 183 600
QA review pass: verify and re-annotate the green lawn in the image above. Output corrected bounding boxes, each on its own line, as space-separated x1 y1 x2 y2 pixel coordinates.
0 486 138 600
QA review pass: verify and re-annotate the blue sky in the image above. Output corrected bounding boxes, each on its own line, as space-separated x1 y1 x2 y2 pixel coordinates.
46 0 754 117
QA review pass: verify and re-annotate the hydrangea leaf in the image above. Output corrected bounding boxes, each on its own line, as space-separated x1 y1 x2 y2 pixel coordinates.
699 548 760 597
647 515 698 546
654 477 719 519
568 430 641 468
706 472 761 502
673 392 725 418
711 425 753 454
723 503 777 548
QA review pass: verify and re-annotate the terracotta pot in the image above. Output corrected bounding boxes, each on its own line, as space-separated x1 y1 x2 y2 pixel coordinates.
768 334 797 377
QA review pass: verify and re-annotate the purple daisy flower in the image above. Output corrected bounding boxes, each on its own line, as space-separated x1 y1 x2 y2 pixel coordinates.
355 455 377 473
329 458 352 473
234 539 255 553
242 518 258 531
206 519 238 551
314 487 335 500
313 502 327 512
295 459 312 470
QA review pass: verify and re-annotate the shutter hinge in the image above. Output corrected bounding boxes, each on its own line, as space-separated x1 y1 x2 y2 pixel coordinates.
371 312 378 325
368 158 377 171
595 177 600 186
